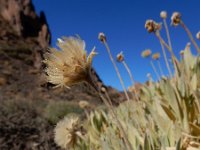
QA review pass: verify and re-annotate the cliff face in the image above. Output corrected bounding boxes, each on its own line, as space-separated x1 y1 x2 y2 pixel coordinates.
0 0 125 104
0 1 127 149
0 0 51 100
0 0 50 44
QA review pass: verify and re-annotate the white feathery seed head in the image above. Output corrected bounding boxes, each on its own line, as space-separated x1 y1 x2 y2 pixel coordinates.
54 115 83 149
44 36 97 88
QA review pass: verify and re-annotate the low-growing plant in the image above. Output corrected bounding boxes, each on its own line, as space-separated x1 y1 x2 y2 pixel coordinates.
44 11 200 150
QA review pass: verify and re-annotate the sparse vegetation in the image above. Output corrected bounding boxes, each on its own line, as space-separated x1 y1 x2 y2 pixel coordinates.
45 11 200 150
0 99 59 149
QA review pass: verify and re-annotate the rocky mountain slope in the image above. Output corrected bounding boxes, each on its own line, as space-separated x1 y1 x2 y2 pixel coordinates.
0 0 127 149
0 0 125 104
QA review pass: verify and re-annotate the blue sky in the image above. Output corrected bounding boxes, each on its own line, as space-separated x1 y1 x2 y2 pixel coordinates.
33 0 200 90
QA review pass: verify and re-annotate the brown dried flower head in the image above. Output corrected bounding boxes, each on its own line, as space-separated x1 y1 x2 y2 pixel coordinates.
44 36 97 88
152 53 160 60
180 50 184 56
196 31 200 40
79 100 90 109
141 49 152 58
160 11 167 19
101 87 106 93
116 51 124 62
171 12 181 26
145 20 161 33
98 32 106 42
54 115 84 149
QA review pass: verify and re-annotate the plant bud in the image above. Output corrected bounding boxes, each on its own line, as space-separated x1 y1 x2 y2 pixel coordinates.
116 51 124 62
152 53 160 60
160 11 167 19
79 100 90 109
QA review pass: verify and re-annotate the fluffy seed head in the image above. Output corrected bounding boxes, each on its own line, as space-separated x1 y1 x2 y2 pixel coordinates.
196 31 200 40
152 53 160 60
44 36 97 88
145 20 161 33
160 11 167 19
98 32 106 42
54 115 84 149
116 51 124 62
141 49 152 58
171 12 181 26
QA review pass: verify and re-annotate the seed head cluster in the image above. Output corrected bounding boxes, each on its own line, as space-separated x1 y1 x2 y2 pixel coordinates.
141 49 152 58
116 51 124 62
171 12 181 26
152 53 160 60
79 100 90 109
44 36 97 88
98 32 106 42
196 31 200 40
145 20 161 33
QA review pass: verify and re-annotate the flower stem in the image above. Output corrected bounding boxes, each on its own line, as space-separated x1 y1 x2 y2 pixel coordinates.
87 69 133 150
122 61 139 101
102 40 130 101
157 60 164 76
163 18 173 52
180 20 200 53
156 32 173 78
150 60 160 80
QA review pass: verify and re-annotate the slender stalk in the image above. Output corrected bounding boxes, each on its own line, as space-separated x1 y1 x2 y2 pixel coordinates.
147 73 153 82
156 31 181 79
150 60 160 80
122 61 134 85
102 40 130 101
157 60 164 76
163 18 181 75
99 91 133 150
101 87 113 107
103 90 133 147
87 70 133 150
122 61 139 101
156 32 173 78
155 32 178 62
163 18 173 52
155 32 171 51
180 21 200 53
